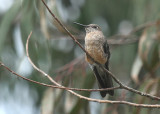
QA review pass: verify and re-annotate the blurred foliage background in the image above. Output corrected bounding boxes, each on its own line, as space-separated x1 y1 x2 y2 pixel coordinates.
0 0 160 114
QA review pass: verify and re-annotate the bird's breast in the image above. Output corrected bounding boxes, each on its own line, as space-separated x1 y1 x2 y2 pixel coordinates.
85 32 106 65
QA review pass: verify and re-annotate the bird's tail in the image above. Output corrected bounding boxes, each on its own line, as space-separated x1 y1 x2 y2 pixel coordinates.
93 65 114 97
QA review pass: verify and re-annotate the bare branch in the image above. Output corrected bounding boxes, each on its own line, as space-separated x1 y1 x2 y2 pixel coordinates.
2 59 160 108
0 61 119 92
38 0 160 108
55 55 84 74
41 0 160 101
1 0 160 109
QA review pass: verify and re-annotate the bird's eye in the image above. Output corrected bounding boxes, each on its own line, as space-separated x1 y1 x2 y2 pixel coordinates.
93 26 98 29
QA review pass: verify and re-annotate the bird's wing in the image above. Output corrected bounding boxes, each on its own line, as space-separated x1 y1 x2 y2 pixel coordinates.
103 41 110 69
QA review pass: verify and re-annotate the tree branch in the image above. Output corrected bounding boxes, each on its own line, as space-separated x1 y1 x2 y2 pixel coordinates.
41 0 160 101
0 61 119 92
1 57 160 108
1 0 160 108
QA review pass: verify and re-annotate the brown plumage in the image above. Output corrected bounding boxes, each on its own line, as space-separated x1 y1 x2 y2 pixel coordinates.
74 22 114 97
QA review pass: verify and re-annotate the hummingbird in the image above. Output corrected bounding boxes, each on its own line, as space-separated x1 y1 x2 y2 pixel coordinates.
74 22 114 97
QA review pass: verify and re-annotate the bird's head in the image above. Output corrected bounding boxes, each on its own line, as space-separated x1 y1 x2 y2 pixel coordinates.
74 22 101 33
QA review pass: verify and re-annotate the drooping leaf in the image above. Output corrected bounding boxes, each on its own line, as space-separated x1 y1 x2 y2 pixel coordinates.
131 55 143 84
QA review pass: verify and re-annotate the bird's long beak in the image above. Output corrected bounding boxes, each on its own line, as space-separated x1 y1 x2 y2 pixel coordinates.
73 22 88 27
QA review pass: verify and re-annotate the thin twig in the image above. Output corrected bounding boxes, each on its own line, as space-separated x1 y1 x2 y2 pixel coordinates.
0 62 119 92
39 0 160 106
41 0 160 101
41 0 97 65
0 0 159 109
26 26 160 108
1 59 160 108
55 55 84 73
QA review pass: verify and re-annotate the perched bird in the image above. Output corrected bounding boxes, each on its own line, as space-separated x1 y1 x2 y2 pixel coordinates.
74 22 114 97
